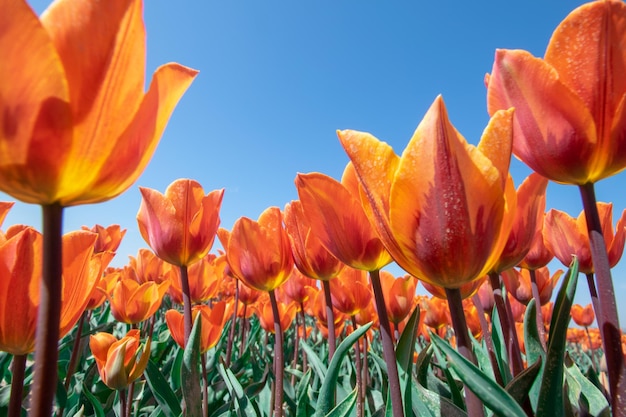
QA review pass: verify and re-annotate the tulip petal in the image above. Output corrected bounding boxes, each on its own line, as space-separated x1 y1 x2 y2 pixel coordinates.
487 49 598 184
0 0 73 204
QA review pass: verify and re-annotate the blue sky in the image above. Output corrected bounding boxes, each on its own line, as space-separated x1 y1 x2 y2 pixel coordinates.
5 0 626 326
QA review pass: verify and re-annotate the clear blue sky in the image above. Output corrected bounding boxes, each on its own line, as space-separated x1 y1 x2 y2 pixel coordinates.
5 0 625 326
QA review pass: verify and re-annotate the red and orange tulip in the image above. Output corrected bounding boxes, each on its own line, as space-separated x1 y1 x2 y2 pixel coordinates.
137 179 224 267
82 224 126 254
129 249 174 285
166 302 228 352
253 295 298 334
502 266 562 306
517 213 554 270
278 267 318 306
0 0 198 206
284 200 345 281
329 267 372 317
295 164 392 272
486 0 626 185
168 253 224 305
544 203 626 274
89 329 151 390
219 207 294 293
339 95 516 289
378 271 417 326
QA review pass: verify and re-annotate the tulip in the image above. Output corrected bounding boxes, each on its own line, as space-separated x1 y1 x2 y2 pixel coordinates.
81 224 126 254
89 329 150 391
137 179 224 267
340 95 516 417
502 267 562 306
545 203 626 274
329 267 372 317
278 267 318 306
129 249 171 284
108 274 170 325
487 2 626 404
572 303 596 328
1 0 197 413
168 253 224 305
253 295 297 334
219 206 293 416
378 271 417 330
166 302 228 353
517 213 554 270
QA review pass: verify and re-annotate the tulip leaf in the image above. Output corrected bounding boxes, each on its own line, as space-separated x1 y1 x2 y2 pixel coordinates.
218 362 260 417
430 332 526 417
144 359 182 417
490 305 512 385
536 257 578 417
296 369 313 417
523 299 546 367
325 387 357 417
313 322 372 417
505 355 542 407
413 382 467 417
395 306 420 417
563 354 610 417
81 382 106 417
300 340 328 380
182 313 203 417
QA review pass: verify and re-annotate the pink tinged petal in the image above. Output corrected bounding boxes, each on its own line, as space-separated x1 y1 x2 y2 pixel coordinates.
487 49 597 184
608 208 626 267
545 209 593 273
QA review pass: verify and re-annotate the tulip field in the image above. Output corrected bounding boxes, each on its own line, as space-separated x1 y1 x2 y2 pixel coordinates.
1 0 626 416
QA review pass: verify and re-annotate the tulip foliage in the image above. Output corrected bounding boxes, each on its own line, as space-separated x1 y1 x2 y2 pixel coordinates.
1 1 626 417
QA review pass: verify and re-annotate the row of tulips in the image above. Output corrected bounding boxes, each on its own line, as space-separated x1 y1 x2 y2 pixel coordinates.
1 0 626 416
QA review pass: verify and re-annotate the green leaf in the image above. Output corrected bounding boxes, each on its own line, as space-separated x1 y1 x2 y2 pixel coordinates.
430 332 526 417
414 383 467 417
490 304 512 385
181 313 203 417
536 258 578 417
325 388 357 417
564 354 610 417
313 322 372 417
218 362 260 417
300 340 328 380
144 359 182 417
296 369 313 417
395 306 420 417
81 382 106 417
505 355 542 407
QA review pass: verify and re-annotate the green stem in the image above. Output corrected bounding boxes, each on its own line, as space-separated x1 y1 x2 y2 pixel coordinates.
225 280 239 368
351 316 364 417
269 290 284 417
578 183 625 417
8 354 27 417
322 280 336 360
445 287 484 417
30 203 64 417
369 269 404 417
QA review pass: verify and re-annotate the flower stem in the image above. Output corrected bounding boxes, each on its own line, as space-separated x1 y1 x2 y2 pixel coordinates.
269 290 284 417
351 316 364 417
322 280 336 360
30 203 64 417
225 280 239 368
488 271 524 376
8 354 27 417
471 294 504 386
528 269 547 350
299 303 308 373
445 287 484 417
369 269 404 417
179 264 192 345
201 352 209 416
578 183 625 416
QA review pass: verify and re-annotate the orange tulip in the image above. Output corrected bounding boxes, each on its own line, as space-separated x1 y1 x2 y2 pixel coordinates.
339 95 516 289
284 200 345 280
253 295 297 334
81 224 126 254
379 271 417 325
329 267 372 317
108 273 170 324
219 207 293 292
89 329 150 390
0 202 14 230
486 1 626 185
0 0 197 206
544 203 626 274
168 253 224 304
86 268 121 311
308 288 347 340
0 227 110 354
571 303 596 327
165 302 227 352
137 179 224 267
517 212 554 270
0 227 40 355
278 267 318 306
295 165 392 272
502 267 562 306
421 296 451 332
422 277 485 301
129 248 173 285
490 173 548 273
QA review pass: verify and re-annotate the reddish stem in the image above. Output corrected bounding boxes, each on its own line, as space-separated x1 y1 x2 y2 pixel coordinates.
269 290 284 417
